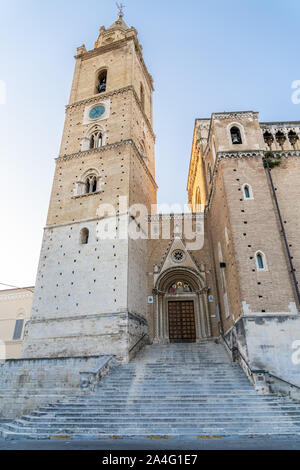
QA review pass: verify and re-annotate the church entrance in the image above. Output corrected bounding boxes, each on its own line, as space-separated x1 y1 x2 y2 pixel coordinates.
168 300 196 343
153 268 212 344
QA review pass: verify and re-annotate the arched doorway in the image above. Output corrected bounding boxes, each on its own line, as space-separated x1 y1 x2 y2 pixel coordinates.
167 281 196 343
153 267 211 344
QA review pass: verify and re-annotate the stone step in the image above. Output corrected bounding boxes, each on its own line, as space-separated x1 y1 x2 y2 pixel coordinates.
84 390 261 395
15 412 300 425
40 398 291 407
3 429 300 441
4 421 300 432
3 424 300 435
2 341 300 439
34 403 300 413
3 421 299 432
67 392 268 399
39 397 292 405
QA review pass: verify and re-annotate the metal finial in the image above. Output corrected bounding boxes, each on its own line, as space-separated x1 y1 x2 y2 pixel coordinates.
116 2 125 17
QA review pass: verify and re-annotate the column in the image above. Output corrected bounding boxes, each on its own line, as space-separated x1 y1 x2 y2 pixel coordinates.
203 293 212 337
153 291 160 343
195 294 203 342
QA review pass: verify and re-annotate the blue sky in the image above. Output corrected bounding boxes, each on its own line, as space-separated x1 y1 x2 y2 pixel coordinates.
0 0 299 288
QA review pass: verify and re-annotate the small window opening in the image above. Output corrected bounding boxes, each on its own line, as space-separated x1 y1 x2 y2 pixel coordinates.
257 253 264 270
275 131 286 149
90 134 95 149
231 126 242 144
288 130 299 148
13 319 24 340
97 70 107 94
263 131 274 148
85 176 98 194
90 132 103 149
80 228 89 245
244 185 250 199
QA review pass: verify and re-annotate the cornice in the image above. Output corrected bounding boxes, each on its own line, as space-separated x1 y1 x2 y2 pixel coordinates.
217 150 264 159
28 309 147 326
46 211 202 231
66 85 155 140
260 121 300 127
0 292 33 301
217 149 300 159
55 138 158 190
66 87 130 110
212 111 259 120
149 213 204 222
260 122 300 133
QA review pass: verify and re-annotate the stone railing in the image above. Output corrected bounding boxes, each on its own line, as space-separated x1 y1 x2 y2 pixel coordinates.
80 355 114 391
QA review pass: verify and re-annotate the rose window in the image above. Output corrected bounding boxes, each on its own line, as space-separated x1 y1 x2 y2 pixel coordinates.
172 250 184 263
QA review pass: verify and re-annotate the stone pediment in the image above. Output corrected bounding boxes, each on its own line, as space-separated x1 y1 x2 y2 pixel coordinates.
154 237 201 284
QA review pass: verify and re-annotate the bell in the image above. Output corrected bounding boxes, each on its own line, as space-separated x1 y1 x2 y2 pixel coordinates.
98 83 106 93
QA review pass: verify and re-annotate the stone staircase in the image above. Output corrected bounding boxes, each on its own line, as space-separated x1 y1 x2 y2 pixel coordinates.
2 341 300 439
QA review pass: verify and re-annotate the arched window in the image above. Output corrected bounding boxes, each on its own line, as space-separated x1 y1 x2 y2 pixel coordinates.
84 175 98 194
80 228 89 245
257 253 264 269
97 70 107 94
275 131 286 149
288 130 299 148
97 134 103 148
90 132 103 149
263 131 274 148
168 281 193 294
231 126 242 144
90 134 95 149
140 83 145 110
256 251 267 271
242 184 254 200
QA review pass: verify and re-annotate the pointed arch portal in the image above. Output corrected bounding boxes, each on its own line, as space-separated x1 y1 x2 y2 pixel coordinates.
153 267 211 344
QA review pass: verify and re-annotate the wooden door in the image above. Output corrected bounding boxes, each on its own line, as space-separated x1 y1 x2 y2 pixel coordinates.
168 301 196 343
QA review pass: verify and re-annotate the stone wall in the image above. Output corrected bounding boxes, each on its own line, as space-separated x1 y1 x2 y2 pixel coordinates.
224 314 300 388
0 356 111 419
244 314 300 387
269 157 300 300
208 167 243 333
22 311 129 360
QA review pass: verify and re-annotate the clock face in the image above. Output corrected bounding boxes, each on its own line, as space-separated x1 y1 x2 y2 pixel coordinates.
89 105 105 119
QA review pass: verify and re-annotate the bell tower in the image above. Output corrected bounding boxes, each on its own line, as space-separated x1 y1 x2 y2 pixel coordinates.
22 11 156 361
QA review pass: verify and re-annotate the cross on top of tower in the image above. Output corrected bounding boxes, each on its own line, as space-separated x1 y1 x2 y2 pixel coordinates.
116 2 125 18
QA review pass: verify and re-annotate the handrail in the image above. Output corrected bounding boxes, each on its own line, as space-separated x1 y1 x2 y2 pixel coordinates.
222 336 261 378
268 372 300 391
129 334 148 353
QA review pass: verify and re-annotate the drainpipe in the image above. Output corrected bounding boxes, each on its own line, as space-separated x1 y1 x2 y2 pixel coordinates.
264 157 300 306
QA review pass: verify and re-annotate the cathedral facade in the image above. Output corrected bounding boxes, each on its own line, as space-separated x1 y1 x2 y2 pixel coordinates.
10 11 300 402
